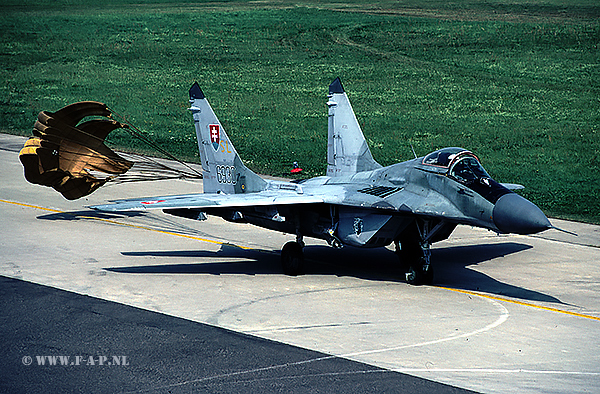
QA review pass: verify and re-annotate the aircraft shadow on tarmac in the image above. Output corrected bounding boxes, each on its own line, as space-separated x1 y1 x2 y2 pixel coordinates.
38 210 145 221
37 210 215 239
37 210 562 304
107 242 563 304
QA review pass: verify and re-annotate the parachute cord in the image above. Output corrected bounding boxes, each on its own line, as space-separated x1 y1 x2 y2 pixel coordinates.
106 106 203 179
116 152 202 182
122 151 202 181
107 174 191 185
54 146 201 184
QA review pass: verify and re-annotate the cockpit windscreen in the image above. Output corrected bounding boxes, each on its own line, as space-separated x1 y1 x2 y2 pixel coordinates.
449 156 490 184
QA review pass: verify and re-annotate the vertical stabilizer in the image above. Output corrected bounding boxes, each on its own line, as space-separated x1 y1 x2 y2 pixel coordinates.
189 83 266 194
326 77 381 177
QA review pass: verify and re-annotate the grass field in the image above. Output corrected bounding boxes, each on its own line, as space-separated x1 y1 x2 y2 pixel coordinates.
1 1 599 223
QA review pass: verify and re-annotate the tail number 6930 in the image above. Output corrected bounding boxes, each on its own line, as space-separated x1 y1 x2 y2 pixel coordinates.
216 165 236 185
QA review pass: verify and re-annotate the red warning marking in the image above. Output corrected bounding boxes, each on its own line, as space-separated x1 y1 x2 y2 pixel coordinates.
141 200 166 205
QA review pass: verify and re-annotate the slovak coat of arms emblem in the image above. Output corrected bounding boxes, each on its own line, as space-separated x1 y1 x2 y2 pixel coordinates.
209 124 220 151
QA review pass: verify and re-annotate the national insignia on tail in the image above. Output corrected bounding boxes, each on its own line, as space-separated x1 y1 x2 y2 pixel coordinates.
209 124 220 151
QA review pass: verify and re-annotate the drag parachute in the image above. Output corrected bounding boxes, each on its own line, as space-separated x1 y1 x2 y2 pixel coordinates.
19 101 201 200
19 101 134 200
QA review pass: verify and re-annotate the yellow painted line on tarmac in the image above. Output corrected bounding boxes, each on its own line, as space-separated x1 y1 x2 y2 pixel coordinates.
0 199 63 213
439 286 600 322
0 198 252 250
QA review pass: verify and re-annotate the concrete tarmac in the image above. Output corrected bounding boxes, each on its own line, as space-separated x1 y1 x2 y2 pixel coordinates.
2 133 599 393
1 276 475 394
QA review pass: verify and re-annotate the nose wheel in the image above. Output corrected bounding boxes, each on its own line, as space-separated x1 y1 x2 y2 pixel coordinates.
404 262 434 286
395 240 434 286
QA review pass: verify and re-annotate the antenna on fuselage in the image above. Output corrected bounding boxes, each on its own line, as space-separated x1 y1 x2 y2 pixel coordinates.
410 144 418 159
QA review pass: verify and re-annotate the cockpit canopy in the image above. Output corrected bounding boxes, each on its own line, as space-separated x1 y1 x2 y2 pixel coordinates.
422 147 466 168
421 147 513 204
422 147 491 185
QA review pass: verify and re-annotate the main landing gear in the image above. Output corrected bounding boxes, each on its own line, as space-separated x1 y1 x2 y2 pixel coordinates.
281 234 305 276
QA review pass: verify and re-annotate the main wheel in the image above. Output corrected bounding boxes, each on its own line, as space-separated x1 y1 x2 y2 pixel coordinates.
281 241 304 276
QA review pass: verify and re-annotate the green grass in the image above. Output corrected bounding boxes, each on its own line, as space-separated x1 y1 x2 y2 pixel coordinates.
1 1 599 223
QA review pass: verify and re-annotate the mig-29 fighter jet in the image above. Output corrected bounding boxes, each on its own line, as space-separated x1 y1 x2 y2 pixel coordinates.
93 78 557 285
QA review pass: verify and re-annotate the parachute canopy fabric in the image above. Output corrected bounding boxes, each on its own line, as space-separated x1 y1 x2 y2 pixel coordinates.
19 101 134 200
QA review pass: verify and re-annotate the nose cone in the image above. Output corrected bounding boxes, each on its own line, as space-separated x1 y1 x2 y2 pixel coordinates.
493 193 551 235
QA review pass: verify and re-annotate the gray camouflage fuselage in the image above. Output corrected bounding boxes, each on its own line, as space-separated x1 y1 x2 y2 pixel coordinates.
230 150 548 250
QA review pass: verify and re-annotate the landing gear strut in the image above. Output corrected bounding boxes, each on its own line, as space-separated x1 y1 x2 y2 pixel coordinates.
396 220 445 285
396 241 433 286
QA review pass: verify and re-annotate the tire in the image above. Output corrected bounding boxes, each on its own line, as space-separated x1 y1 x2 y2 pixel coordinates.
405 265 434 286
281 241 304 276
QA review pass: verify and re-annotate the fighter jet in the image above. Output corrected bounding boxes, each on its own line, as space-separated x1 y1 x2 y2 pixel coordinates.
92 78 557 285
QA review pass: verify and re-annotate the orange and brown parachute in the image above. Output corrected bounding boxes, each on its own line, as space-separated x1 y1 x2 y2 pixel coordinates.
19 101 134 200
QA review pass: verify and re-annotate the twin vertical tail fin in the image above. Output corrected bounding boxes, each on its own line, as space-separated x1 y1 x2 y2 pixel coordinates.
189 83 266 194
326 77 381 177
189 78 379 190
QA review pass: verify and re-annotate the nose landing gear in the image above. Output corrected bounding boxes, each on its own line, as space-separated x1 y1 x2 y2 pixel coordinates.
396 240 434 286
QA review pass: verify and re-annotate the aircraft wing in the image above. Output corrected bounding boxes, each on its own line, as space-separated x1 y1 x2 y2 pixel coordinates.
91 179 480 228
90 191 325 212
91 182 469 223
